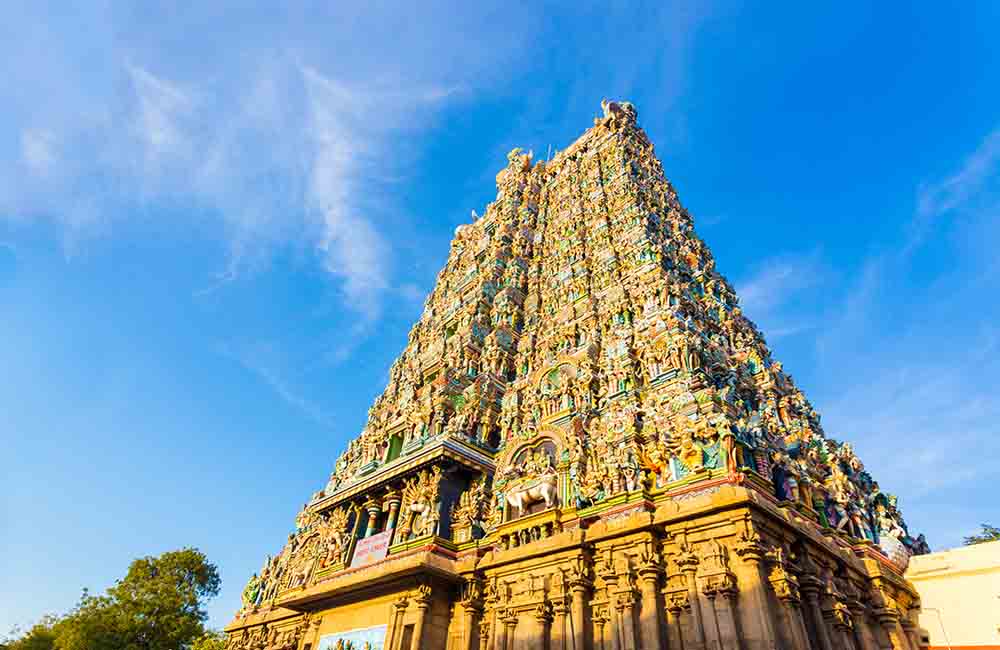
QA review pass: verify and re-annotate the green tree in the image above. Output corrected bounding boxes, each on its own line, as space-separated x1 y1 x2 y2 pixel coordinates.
5 548 220 650
963 523 1000 545
102 548 221 650
1 616 59 650
191 630 226 650
53 590 126 650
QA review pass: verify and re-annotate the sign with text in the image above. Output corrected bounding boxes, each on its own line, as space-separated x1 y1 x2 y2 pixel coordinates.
349 530 392 569
317 625 387 650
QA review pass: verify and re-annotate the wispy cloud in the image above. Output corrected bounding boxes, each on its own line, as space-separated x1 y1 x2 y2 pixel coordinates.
737 251 826 316
20 129 58 176
128 64 195 162
734 250 827 341
220 341 335 428
809 128 1000 549
0 5 528 327
2 60 453 323
916 128 1000 221
302 67 389 320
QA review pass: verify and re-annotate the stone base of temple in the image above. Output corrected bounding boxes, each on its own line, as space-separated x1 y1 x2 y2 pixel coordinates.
225 478 922 650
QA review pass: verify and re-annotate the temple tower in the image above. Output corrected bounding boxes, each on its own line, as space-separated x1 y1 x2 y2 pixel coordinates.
226 101 927 650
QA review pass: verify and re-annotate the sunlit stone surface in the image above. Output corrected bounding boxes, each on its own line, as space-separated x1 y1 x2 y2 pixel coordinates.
225 101 927 650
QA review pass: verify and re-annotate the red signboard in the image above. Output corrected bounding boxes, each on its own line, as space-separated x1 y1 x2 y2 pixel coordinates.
349 530 392 568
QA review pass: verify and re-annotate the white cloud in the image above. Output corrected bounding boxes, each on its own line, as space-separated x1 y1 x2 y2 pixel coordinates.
302 68 387 319
736 252 826 316
127 64 195 161
809 129 1000 549
917 128 1000 219
20 129 58 175
220 341 335 427
733 251 827 342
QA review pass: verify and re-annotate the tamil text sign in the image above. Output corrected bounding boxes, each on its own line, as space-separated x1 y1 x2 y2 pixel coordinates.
349 530 392 569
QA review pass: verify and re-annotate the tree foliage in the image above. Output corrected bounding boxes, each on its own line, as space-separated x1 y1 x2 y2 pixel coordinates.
3 548 221 650
1 617 59 650
963 523 1000 545
191 631 227 650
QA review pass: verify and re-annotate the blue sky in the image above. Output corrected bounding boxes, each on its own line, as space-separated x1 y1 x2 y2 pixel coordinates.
2 0 999 634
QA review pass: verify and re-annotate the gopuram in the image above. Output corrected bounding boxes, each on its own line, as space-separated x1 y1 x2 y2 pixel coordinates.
225 101 930 650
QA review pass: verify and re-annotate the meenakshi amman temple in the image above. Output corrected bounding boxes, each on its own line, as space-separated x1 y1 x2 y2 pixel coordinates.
225 101 930 650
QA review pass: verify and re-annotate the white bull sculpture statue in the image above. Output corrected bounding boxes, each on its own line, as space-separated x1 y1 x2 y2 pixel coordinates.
505 472 558 519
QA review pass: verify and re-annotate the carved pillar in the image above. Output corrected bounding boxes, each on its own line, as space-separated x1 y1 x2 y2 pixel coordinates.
703 578 742 650
385 490 402 531
479 615 492 650
900 618 920 650
665 592 687 650
594 608 610 650
637 558 663 650
675 546 705 650
535 603 554 650
616 584 638 650
824 599 855 650
569 572 592 650
873 607 899 650
503 609 519 650
411 583 433 650
496 608 509 650
800 577 834 650
552 597 569 650
764 550 810 650
733 531 779 650
306 614 323 650
463 605 482 650
599 561 622 650
848 603 878 650
386 595 409 650
462 578 484 650
364 498 381 538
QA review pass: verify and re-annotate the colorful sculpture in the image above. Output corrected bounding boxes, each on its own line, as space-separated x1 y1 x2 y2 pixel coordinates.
226 100 926 650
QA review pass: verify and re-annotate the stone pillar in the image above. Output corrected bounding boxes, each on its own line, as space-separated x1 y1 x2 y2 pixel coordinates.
364 500 381 538
637 562 662 650
599 565 622 650
386 595 409 650
704 581 743 650
617 586 637 650
496 609 509 650
664 593 686 650
411 584 433 650
872 607 898 650
503 610 519 650
479 615 492 650
306 615 323 650
764 555 810 650
675 548 705 650
535 603 554 650
385 491 402 531
733 532 780 650
900 619 920 650
823 601 855 650
594 608 609 650
848 603 878 650
800 579 834 650
461 578 484 650
552 598 569 650
701 590 722 650
465 604 484 650
569 576 592 650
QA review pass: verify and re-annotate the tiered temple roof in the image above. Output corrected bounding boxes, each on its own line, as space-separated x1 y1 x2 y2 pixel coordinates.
231 100 926 635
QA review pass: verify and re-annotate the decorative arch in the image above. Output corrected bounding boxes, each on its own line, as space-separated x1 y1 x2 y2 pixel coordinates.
536 361 578 395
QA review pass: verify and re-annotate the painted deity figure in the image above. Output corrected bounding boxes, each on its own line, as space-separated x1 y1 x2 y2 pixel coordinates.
240 573 261 611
